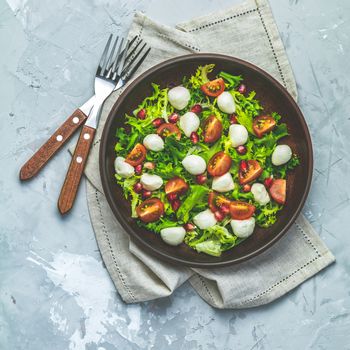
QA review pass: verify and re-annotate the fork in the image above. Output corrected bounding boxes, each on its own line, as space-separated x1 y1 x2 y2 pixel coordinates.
57 35 151 214
19 35 148 181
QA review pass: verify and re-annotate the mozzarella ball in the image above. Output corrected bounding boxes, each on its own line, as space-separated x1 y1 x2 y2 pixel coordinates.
251 183 270 205
168 86 190 110
271 145 292 166
140 173 163 191
229 124 248 147
182 155 206 175
230 217 255 238
114 157 134 178
179 112 200 137
212 172 235 192
193 209 217 230
143 134 164 152
160 227 186 246
217 91 236 114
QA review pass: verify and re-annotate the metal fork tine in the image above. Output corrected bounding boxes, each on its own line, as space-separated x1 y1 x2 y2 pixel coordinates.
116 39 130 76
125 35 137 53
110 36 138 74
101 36 119 77
104 36 119 73
97 34 112 75
123 46 151 81
112 36 138 65
125 39 144 62
124 36 139 60
109 34 136 71
121 42 147 76
110 37 124 74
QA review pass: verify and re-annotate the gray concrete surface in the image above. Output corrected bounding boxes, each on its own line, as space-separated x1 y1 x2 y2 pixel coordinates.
0 0 349 349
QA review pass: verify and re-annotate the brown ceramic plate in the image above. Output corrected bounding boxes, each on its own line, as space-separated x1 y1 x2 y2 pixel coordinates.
99 54 313 268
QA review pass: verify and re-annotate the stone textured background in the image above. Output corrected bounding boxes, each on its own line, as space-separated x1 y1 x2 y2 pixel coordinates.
1 0 349 349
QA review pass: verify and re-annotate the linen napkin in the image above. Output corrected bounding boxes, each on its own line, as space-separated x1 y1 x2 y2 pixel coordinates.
74 0 335 308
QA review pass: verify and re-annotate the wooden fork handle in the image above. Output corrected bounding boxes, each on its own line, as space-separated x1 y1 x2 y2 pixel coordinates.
58 125 96 215
19 109 88 181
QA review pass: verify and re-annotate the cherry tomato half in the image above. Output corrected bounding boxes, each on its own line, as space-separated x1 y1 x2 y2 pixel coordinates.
125 143 147 166
157 123 181 140
208 191 231 213
201 78 225 97
230 201 256 220
203 115 223 143
136 198 164 223
207 151 232 177
252 115 276 138
165 177 189 196
269 179 286 205
238 160 263 185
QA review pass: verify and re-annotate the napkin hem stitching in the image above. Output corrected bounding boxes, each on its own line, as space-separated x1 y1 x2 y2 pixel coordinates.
256 5 287 87
197 274 215 303
242 224 321 305
187 8 258 32
95 189 136 302
242 254 320 305
183 4 287 88
295 222 321 257
157 33 200 52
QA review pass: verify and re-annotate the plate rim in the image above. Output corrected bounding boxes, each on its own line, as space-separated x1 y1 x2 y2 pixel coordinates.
99 53 313 268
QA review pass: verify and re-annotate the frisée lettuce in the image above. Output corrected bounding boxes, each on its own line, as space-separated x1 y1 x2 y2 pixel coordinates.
114 64 300 257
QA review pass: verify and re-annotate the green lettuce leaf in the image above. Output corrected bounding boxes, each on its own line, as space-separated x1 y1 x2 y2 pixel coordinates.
133 83 173 123
186 225 238 257
232 90 263 134
255 123 288 149
199 140 222 162
273 154 300 179
187 64 215 89
116 176 140 218
195 240 222 257
139 217 179 233
255 202 282 228
177 185 209 223
218 71 242 89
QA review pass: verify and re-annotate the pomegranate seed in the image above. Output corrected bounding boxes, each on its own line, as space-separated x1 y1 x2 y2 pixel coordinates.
133 182 143 193
142 190 152 199
240 160 248 172
184 223 196 231
171 199 181 211
238 84 246 94
144 161 155 170
135 164 142 175
264 177 273 188
167 192 178 201
242 184 251 192
220 204 230 215
214 210 225 221
196 173 207 184
152 118 165 127
168 113 179 124
230 114 238 124
190 132 199 144
191 104 202 114
236 145 247 155
137 109 146 120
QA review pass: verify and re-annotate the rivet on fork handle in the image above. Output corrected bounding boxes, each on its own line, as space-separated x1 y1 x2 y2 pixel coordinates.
57 125 95 215
19 109 88 181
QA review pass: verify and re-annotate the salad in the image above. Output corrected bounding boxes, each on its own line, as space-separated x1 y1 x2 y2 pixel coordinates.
114 64 299 257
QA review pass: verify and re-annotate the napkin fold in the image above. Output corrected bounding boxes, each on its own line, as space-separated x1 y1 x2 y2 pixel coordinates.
75 0 335 308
